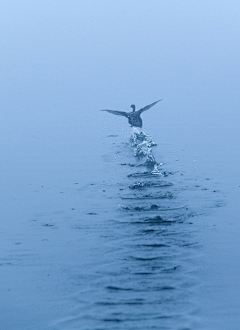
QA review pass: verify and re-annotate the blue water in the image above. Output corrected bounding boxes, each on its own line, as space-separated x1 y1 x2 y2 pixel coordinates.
1 2 240 328
1 126 229 330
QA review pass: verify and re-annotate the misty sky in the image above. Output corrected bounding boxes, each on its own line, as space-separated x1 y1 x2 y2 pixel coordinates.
1 4 240 328
1 1 239 161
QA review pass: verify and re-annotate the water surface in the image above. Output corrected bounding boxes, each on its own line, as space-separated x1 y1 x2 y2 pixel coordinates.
1 1 240 329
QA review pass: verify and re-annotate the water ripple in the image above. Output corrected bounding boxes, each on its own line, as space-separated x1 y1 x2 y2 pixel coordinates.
54 128 223 330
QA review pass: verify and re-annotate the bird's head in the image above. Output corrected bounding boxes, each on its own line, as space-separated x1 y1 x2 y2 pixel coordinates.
130 104 136 112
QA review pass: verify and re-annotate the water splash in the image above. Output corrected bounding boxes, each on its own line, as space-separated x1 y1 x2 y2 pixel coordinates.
129 127 163 174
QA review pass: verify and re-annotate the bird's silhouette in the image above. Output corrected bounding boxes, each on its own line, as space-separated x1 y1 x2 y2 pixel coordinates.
101 99 162 128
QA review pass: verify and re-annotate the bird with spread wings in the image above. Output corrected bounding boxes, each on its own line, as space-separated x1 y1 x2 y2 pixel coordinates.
100 99 162 128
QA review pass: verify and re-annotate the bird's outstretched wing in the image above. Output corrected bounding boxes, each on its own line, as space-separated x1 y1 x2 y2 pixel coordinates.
138 99 163 114
101 110 128 117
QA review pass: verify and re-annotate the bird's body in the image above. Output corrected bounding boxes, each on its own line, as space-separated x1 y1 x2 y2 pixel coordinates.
100 100 162 128
127 110 143 127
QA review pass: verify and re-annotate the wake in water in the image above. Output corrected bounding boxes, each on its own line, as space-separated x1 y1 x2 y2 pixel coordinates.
120 127 190 218
54 127 224 330
129 127 163 173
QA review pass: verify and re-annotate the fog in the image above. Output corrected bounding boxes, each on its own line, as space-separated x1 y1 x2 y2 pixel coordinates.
1 1 240 329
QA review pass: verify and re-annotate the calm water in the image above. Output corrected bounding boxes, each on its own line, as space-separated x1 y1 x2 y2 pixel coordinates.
1 2 240 329
2 120 239 330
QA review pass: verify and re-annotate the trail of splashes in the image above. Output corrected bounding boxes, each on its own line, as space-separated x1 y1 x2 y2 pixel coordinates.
129 127 163 174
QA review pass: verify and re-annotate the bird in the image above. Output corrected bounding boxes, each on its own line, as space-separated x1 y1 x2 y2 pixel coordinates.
100 99 162 128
